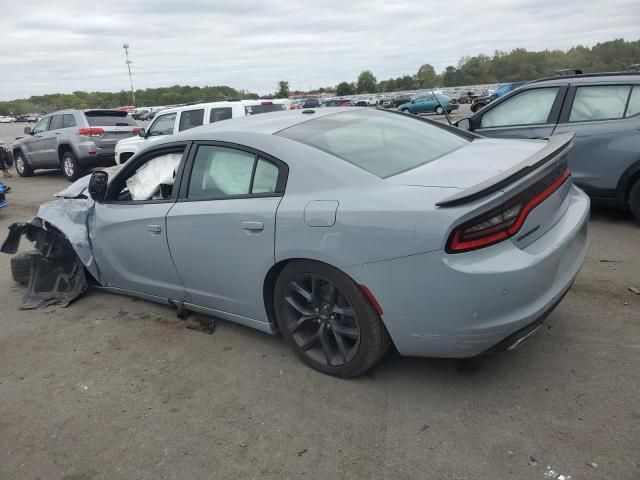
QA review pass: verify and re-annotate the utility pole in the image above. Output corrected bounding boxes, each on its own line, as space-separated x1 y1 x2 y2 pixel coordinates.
122 43 136 105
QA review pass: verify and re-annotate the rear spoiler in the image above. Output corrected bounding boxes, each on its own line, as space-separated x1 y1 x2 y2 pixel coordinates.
436 132 575 207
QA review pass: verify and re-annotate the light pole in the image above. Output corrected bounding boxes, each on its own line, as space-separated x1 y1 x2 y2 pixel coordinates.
122 43 136 106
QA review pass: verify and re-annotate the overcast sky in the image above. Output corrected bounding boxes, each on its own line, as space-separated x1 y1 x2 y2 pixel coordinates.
0 0 638 100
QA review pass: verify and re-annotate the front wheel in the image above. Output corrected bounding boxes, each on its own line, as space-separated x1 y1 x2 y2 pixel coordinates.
400 108 411 114
629 179 640 223
274 260 390 377
61 151 83 182
14 151 33 177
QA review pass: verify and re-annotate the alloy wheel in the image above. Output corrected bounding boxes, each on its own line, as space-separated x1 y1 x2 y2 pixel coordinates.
281 273 360 367
15 156 24 174
63 157 74 178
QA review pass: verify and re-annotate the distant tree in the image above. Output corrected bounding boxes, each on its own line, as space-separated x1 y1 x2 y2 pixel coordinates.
336 81 355 96
275 81 290 99
440 66 460 86
356 70 377 93
416 64 438 88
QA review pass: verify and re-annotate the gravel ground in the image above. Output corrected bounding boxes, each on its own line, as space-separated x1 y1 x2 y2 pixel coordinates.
0 118 639 480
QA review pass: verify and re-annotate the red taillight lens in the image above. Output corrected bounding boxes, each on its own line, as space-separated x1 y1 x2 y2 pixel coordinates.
132 127 140 135
78 127 104 137
447 168 571 253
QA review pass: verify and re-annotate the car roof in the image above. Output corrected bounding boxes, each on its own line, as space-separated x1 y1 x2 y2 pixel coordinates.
173 107 349 139
525 71 640 87
159 99 288 116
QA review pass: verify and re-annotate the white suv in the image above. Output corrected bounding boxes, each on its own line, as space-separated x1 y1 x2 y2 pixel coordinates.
115 99 288 164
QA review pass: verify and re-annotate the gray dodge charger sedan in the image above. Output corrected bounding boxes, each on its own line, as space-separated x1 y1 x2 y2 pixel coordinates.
2 108 590 377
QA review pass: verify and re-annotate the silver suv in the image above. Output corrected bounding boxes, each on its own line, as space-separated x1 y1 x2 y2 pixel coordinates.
12 109 139 181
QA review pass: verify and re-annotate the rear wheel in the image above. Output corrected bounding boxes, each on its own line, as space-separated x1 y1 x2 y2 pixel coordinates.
629 179 640 223
274 260 390 377
14 151 33 177
435 106 444 115
61 150 82 182
11 253 32 285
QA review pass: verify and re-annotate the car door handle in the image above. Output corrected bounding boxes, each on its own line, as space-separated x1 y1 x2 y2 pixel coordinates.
147 224 162 234
242 221 264 231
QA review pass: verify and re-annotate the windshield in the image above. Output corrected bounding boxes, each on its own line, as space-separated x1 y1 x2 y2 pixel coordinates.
84 111 136 126
278 109 469 178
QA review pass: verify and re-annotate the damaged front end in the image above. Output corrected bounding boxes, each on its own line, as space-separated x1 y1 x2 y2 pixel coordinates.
2 218 88 309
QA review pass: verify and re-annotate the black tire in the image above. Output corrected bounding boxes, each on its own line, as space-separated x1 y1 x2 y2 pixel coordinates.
274 260 390 377
61 150 83 182
629 179 640 223
14 151 34 177
435 106 444 115
400 108 411 114
11 253 32 285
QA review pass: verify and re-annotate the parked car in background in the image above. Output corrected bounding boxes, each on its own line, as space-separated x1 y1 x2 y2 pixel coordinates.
302 98 321 108
324 98 351 107
132 108 152 120
1 141 13 168
0 116 16 123
12 109 139 181
398 94 459 115
456 71 640 222
115 99 288 164
3 108 589 377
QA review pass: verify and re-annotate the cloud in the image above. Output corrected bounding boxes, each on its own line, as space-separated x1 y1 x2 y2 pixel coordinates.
0 0 637 100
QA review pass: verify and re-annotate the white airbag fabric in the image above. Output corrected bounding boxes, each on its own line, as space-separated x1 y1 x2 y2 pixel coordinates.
126 153 182 201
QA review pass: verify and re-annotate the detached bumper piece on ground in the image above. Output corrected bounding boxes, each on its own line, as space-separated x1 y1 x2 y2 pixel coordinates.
2 219 87 309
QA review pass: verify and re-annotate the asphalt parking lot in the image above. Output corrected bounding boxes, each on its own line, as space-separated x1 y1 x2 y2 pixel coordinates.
0 120 639 480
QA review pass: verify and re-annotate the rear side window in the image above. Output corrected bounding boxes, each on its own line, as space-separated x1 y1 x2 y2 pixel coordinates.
84 111 137 126
569 85 630 122
480 88 559 127
209 107 233 123
278 109 469 178
187 146 282 199
245 103 286 115
49 115 64 130
178 109 204 132
624 86 640 117
63 114 77 128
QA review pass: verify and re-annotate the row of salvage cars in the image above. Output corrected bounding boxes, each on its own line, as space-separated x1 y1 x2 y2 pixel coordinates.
2 71 639 377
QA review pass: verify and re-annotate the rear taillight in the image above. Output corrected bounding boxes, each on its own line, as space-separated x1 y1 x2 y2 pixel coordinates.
132 127 140 135
78 127 104 137
446 168 571 253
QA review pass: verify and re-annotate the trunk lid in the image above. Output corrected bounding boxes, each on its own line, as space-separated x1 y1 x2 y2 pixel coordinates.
83 110 138 149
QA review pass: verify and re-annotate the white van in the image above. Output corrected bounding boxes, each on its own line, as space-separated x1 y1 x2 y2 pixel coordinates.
115 99 288 164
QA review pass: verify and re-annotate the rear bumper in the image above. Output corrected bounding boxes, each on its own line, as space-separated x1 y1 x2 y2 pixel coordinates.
344 185 590 358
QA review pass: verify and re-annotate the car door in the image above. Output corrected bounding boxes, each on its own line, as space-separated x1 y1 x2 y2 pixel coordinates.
471 86 567 139
23 117 51 164
88 144 190 301
166 143 287 324
40 114 64 166
551 83 640 195
177 108 205 132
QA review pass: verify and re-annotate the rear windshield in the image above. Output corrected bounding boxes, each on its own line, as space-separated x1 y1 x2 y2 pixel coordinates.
84 111 137 127
278 109 470 178
245 104 286 115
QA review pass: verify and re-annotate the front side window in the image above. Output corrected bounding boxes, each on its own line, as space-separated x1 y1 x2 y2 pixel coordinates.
209 107 233 123
112 148 185 201
178 109 204 132
32 117 50 133
569 85 630 122
187 146 281 199
278 109 469 178
626 86 640 117
49 115 64 130
63 114 77 128
480 88 559 128
148 113 177 136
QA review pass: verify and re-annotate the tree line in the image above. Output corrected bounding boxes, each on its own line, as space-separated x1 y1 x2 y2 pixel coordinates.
2 38 638 115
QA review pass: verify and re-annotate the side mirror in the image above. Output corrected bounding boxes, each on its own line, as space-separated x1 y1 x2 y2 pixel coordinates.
138 128 146 138
456 118 471 131
24 127 32 134
88 171 108 203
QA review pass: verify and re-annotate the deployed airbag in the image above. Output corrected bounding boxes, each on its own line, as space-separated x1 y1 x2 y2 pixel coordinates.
126 153 182 200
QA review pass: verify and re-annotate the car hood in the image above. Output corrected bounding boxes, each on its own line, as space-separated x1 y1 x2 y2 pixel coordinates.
388 137 548 189
117 135 144 147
